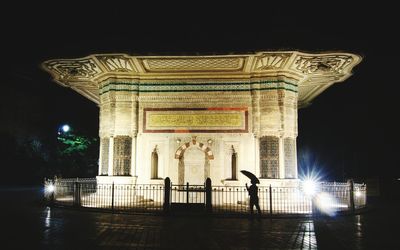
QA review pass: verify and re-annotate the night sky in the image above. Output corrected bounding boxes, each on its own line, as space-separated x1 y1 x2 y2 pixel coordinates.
1 3 399 189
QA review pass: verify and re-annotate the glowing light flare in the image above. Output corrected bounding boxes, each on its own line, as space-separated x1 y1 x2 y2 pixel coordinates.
299 165 323 197
45 184 55 193
62 124 70 133
314 192 338 216
355 190 362 197
302 179 318 196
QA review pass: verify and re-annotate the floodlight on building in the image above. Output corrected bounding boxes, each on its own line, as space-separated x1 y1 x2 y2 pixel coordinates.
355 190 362 197
45 183 55 193
302 179 318 196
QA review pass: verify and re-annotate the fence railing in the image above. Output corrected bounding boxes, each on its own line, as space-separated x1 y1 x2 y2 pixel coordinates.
171 184 205 204
46 178 164 213
44 178 367 216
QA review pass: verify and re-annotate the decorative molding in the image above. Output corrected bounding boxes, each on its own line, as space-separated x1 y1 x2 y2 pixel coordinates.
253 53 290 71
98 80 297 95
292 55 354 74
43 58 103 81
42 51 362 107
174 139 214 160
141 57 244 72
97 55 137 72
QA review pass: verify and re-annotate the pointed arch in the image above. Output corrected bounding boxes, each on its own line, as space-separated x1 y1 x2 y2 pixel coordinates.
175 141 214 160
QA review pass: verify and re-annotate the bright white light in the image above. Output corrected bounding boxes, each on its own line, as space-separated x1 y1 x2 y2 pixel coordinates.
62 124 70 132
355 190 362 197
46 184 55 193
314 192 338 216
303 180 318 196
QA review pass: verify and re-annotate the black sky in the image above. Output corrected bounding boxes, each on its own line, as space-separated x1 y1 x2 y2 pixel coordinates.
2 2 399 183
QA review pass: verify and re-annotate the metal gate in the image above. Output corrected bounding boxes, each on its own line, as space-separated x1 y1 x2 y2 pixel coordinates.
165 178 212 213
171 183 205 204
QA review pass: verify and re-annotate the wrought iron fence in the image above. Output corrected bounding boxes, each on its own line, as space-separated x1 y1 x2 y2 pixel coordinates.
170 184 205 204
211 186 313 215
48 178 164 213
44 178 367 216
354 183 367 209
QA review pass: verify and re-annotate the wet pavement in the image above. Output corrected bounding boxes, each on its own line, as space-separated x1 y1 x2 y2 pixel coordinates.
1 186 399 249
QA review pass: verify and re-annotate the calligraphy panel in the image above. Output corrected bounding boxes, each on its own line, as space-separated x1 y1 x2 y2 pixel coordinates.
143 108 248 133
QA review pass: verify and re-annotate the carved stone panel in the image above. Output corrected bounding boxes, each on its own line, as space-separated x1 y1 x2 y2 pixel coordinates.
141 57 244 72
97 56 136 72
293 55 354 74
253 54 290 71
44 58 102 81
284 138 296 178
100 138 109 175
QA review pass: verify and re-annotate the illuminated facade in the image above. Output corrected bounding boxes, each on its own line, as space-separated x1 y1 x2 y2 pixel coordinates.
42 52 361 186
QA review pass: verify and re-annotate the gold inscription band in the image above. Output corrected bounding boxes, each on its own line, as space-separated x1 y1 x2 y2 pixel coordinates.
148 113 242 127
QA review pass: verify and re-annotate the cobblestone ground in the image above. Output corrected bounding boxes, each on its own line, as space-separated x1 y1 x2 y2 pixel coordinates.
1 187 398 250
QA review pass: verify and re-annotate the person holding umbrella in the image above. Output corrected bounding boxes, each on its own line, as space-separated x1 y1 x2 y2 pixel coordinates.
241 170 262 218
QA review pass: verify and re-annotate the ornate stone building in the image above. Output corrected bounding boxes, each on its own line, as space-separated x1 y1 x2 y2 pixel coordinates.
42 51 361 186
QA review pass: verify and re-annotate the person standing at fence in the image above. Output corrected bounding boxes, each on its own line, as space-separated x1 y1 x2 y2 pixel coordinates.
246 180 261 218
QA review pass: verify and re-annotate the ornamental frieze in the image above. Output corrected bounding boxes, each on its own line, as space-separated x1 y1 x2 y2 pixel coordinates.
97 55 137 72
292 55 354 74
253 53 290 71
44 58 102 81
141 57 245 72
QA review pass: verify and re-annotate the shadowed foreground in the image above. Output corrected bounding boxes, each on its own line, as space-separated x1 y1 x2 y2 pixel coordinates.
0 186 398 250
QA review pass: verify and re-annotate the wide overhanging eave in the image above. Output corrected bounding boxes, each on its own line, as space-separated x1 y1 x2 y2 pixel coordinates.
42 51 362 106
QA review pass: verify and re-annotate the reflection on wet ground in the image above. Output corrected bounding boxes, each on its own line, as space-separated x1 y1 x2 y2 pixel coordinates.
1 186 399 249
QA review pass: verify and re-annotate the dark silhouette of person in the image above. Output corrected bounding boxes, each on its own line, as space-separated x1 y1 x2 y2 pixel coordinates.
246 180 261 217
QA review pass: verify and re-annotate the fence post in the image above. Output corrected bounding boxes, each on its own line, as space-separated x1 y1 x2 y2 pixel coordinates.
111 182 115 212
269 185 273 215
311 196 318 217
348 179 355 213
50 179 55 205
205 178 212 213
45 178 55 206
74 181 81 207
186 182 189 204
164 177 171 213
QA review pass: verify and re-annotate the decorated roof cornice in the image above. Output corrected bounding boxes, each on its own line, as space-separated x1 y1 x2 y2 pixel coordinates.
42 51 362 107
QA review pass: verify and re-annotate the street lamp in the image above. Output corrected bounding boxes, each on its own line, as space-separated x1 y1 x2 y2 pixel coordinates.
58 124 71 135
61 124 70 133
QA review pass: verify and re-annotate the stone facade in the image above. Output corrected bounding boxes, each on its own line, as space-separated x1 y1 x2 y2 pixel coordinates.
42 52 362 186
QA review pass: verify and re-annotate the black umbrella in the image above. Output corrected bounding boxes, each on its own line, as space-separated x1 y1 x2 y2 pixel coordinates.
240 170 260 184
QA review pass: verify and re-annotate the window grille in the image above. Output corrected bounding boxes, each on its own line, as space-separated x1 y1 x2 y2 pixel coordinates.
113 136 131 176
100 138 109 175
284 138 296 178
260 136 279 178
